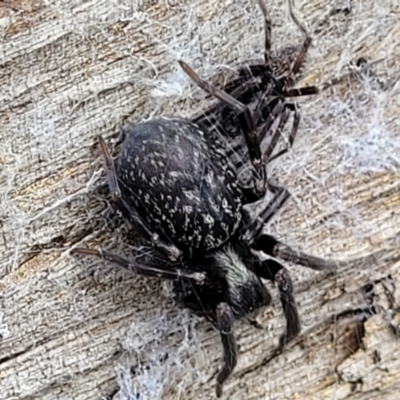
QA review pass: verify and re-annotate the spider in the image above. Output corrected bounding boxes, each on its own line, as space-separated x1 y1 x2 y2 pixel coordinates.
74 0 342 396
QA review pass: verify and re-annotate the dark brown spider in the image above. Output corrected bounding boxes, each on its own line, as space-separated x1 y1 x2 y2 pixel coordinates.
74 0 345 397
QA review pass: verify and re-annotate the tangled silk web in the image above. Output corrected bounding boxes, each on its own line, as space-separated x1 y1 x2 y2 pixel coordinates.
1 0 399 399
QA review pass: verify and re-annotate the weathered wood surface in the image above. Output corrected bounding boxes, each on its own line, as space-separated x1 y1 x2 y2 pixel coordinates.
1 0 400 399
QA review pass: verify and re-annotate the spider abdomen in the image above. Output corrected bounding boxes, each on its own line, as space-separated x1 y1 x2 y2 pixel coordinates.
116 118 243 252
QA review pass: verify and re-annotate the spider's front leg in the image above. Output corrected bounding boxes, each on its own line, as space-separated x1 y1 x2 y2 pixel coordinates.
73 247 206 283
255 258 300 352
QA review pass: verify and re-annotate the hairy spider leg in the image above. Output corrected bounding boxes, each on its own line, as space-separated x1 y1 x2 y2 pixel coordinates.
257 0 272 68
281 66 373 97
216 87 300 175
254 234 339 271
261 102 291 163
253 0 356 168
255 258 301 351
178 60 255 133
263 102 300 163
98 135 120 202
269 0 362 96
215 302 237 398
73 247 205 283
244 0 311 88
179 60 300 196
286 0 312 84
249 0 309 163
242 180 291 244
242 178 339 272
209 80 290 190
192 75 264 132
235 0 361 113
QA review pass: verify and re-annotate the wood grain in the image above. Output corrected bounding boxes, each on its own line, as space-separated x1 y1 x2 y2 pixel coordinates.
1 0 399 399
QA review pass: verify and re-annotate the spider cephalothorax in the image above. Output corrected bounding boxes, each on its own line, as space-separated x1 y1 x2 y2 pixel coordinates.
75 0 342 397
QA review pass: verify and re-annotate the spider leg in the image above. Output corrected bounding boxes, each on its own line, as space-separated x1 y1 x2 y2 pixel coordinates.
247 180 339 271
287 0 312 81
178 61 253 125
215 302 237 398
253 98 283 145
266 102 300 163
253 234 339 272
218 97 298 196
285 1 359 93
251 81 275 128
192 76 263 145
243 181 291 244
99 136 182 261
255 259 300 351
74 247 205 283
281 86 319 97
179 60 265 193
245 182 338 272
257 0 272 67
98 135 121 203
280 71 359 97
261 102 291 163
252 98 299 169
98 136 154 239
247 179 340 272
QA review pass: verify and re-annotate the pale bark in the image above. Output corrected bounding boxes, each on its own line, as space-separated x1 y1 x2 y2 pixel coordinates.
1 0 399 399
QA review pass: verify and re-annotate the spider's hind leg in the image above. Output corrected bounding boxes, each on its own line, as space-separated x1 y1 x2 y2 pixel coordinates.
215 302 237 398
